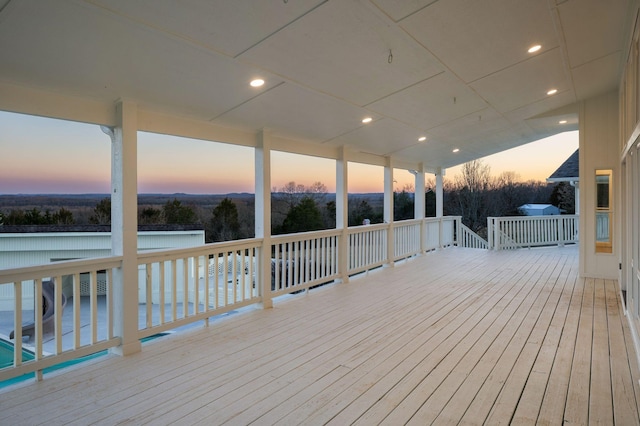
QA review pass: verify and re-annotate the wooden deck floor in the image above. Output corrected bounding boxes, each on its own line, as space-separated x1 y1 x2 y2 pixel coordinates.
1 246 640 425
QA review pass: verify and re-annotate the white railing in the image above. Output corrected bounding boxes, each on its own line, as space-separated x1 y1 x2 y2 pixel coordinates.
487 215 579 250
271 230 340 296
0 216 464 382
347 223 387 275
136 239 263 339
458 222 488 249
393 220 422 260
0 257 122 382
424 217 457 250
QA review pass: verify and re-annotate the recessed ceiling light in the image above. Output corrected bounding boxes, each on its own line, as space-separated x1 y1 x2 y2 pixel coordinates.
418 136 426 142
362 117 373 124
250 79 265 87
452 148 460 153
559 120 567 124
547 89 558 95
528 44 542 53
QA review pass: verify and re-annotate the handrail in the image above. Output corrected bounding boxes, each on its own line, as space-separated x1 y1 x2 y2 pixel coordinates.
487 215 579 250
457 223 488 249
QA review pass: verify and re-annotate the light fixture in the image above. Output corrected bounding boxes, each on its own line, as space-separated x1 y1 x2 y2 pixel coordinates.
547 89 558 95
362 117 373 124
250 79 265 88
452 148 460 153
528 44 542 53
418 136 426 142
559 120 567 124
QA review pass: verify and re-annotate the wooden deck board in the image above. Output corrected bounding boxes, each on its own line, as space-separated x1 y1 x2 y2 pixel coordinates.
1 246 639 425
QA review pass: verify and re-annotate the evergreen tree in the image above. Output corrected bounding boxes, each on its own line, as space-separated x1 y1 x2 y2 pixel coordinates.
53 207 75 225
162 199 198 224
139 207 163 225
90 198 111 225
280 196 324 234
394 189 414 221
209 198 240 242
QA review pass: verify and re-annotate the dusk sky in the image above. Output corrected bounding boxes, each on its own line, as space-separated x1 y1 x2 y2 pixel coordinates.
1 111 578 195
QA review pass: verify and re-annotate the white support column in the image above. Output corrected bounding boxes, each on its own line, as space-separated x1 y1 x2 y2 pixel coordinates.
414 166 425 220
336 147 349 283
255 131 273 309
571 181 580 215
384 158 394 265
435 168 444 218
111 99 141 356
435 168 444 248
413 166 425 254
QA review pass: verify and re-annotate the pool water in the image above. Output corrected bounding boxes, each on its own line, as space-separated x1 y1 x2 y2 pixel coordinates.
0 338 34 369
0 333 169 388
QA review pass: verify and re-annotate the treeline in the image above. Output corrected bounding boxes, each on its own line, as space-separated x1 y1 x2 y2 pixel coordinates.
442 161 574 237
0 160 574 242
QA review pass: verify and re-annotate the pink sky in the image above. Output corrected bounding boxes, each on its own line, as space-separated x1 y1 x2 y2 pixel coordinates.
0 111 577 194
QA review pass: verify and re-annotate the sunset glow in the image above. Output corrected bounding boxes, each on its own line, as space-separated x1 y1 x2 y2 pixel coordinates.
1 111 578 195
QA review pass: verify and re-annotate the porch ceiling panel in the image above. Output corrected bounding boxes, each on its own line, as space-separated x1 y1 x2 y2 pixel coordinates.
237 0 444 107
85 0 327 58
571 52 623 101
469 48 573 114
324 118 424 157
557 0 629 70
427 108 510 143
398 0 560 84
366 72 490 131
210 83 370 144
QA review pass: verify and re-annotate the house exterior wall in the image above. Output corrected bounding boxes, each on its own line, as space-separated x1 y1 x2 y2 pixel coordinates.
0 231 205 310
619 8 640 358
579 91 620 279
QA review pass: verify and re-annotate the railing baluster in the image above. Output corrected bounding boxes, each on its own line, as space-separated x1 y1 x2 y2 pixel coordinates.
73 272 81 349
146 263 153 328
13 281 22 367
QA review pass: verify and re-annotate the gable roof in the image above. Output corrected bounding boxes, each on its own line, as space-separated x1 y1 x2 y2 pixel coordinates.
547 149 579 182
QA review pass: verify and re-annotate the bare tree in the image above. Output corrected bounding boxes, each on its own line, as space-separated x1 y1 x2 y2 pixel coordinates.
453 160 492 231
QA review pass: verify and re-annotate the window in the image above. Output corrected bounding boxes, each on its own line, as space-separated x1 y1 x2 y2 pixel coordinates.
596 169 613 253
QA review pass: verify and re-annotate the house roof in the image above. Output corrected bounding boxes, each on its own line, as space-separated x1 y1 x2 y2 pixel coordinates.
0 2 632 171
0 224 204 234
520 204 558 210
547 149 579 182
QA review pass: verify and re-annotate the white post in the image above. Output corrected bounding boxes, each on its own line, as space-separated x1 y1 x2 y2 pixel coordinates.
572 181 580 215
255 131 273 309
336 147 349 283
414 166 425 253
111 100 141 356
435 168 444 218
435 168 444 248
384 158 394 265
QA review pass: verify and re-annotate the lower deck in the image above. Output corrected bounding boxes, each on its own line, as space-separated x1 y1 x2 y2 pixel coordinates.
1 246 639 425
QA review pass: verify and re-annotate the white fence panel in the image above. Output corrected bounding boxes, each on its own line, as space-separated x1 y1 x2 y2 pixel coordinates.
488 215 579 250
136 239 263 338
347 224 387 275
271 230 340 296
0 257 122 382
393 220 422 260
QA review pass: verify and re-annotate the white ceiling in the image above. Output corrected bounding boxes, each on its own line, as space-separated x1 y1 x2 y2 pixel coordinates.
0 0 633 169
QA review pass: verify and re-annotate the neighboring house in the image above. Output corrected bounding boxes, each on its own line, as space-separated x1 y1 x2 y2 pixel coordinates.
547 149 579 214
519 204 561 216
0 225 205 311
